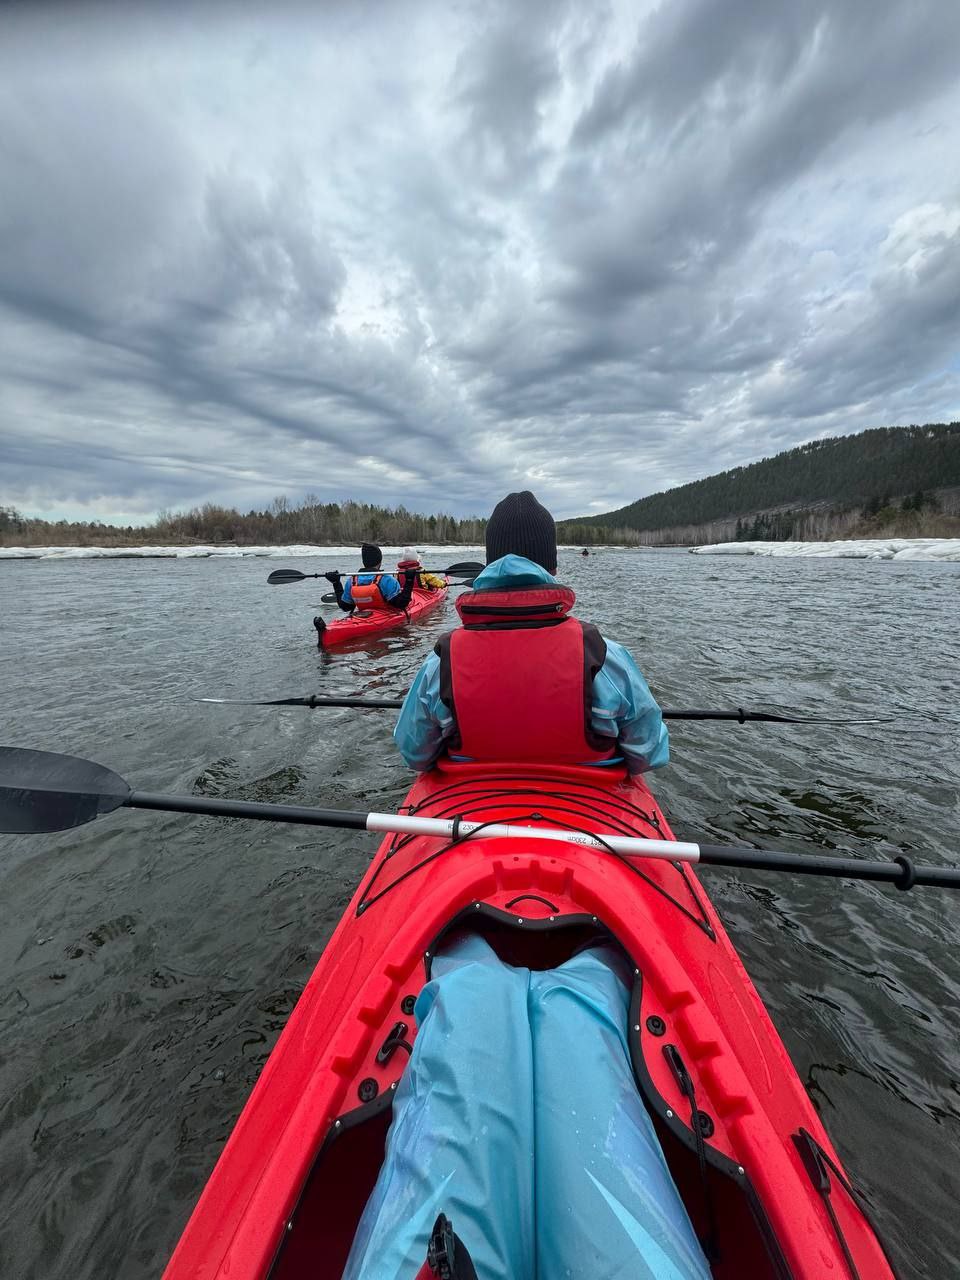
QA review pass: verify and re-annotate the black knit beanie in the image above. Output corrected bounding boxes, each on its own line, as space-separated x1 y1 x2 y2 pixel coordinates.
361 542 382 569
485 491 557 572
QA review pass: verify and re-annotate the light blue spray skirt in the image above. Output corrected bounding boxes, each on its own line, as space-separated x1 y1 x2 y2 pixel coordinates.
342 933 710 1280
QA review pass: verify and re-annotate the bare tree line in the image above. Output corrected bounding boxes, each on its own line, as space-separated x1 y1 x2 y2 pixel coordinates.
4 486 959 551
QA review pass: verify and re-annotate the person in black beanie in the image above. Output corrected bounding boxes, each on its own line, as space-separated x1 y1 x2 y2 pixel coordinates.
394 491 668 781
484 490 557 573
324 542 417 614
361 542 382 569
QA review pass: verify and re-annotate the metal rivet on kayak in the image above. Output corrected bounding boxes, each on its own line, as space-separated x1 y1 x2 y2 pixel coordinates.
592 916 598 923
286 1222 293 1232
518 918 524 924
390 1081 397 1090
738 1166 745 1176
666 1109 674 1118
634 1025 640 1032
334 1119 341 1128
549 916 556 922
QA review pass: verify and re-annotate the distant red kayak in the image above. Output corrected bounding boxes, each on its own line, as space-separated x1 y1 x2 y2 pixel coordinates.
163 760 896 1279
314 582 448 648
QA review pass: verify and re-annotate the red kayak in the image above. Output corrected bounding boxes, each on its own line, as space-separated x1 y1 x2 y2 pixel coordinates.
163 761 896 1279
314 582 448 648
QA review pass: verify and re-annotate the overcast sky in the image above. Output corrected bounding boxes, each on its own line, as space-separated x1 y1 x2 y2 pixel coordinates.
1 0 959 524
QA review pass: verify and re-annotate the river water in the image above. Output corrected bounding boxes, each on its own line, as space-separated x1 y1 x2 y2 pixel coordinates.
1 548 959 1279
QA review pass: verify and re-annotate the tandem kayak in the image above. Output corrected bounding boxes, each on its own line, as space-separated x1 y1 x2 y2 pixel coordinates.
314 582 448 648
163 760 896 1279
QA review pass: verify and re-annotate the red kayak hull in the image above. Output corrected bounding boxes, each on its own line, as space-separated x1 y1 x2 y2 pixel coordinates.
164 762 896 1279
316 584 448 648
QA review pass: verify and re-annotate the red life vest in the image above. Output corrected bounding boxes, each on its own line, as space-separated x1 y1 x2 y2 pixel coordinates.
434 585 616 765
397 560 443 592
349 573 389 610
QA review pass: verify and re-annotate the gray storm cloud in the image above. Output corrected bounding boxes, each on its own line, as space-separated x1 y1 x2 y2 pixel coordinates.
0 0 958 524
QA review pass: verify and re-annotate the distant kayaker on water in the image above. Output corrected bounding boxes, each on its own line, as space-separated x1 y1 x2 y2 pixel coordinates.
397 547 446 591
395 491 667 780
325 543 417 614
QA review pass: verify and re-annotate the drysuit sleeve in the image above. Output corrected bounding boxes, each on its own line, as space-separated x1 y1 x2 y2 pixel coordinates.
337 576 356 614
394 653 452 771
591 639 669 774
387 571 417 610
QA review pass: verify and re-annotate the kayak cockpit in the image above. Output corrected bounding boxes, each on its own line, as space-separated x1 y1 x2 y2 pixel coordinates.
269 907 789 1279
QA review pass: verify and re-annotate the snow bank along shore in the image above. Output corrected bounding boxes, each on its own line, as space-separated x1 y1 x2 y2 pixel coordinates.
690 538 960 561
4 539 958 562
0 544 482 561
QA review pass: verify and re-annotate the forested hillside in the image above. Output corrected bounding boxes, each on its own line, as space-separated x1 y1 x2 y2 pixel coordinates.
560 423 960 544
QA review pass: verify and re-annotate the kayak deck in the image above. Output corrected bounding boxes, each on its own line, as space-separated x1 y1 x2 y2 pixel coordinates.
164 762 895 1279
315 583 448 648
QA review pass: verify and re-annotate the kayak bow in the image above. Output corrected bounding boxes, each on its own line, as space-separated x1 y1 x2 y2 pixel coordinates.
163 760 896 1279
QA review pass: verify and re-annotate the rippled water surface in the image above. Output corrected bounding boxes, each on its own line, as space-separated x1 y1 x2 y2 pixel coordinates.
2 549 959 1279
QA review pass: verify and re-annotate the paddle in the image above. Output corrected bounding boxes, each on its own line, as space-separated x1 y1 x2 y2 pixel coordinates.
198 695 893 724
268 561 484 585
2 747 953 891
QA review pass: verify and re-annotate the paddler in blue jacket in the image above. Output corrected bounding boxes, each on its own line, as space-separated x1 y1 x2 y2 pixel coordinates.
361 502 707 1280
394 491 668 779
326 542 416 614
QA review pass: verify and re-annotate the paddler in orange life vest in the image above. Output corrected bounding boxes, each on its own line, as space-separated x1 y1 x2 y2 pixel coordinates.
394 491 668 781
397 548 447 592
325 542 417 614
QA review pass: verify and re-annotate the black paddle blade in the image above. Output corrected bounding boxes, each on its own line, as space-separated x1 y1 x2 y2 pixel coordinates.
444 561 484 575
268 569 318 584
320 592 337 603
0 746 131 834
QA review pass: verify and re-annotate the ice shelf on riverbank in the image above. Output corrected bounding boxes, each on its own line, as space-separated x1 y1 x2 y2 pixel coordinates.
0 543 623 561
690 538 960 561
0 543 485 561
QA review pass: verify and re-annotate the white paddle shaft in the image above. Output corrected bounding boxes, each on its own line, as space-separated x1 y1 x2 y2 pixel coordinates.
364 812 701 862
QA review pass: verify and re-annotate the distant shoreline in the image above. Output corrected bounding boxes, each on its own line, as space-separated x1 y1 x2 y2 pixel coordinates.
3 538 960 562
0 541 617 561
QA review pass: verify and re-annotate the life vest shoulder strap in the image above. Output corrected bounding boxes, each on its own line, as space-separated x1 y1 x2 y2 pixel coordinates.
435 628 457 745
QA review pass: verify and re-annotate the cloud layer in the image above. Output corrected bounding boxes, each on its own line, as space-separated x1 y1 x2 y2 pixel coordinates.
1 0 959 523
